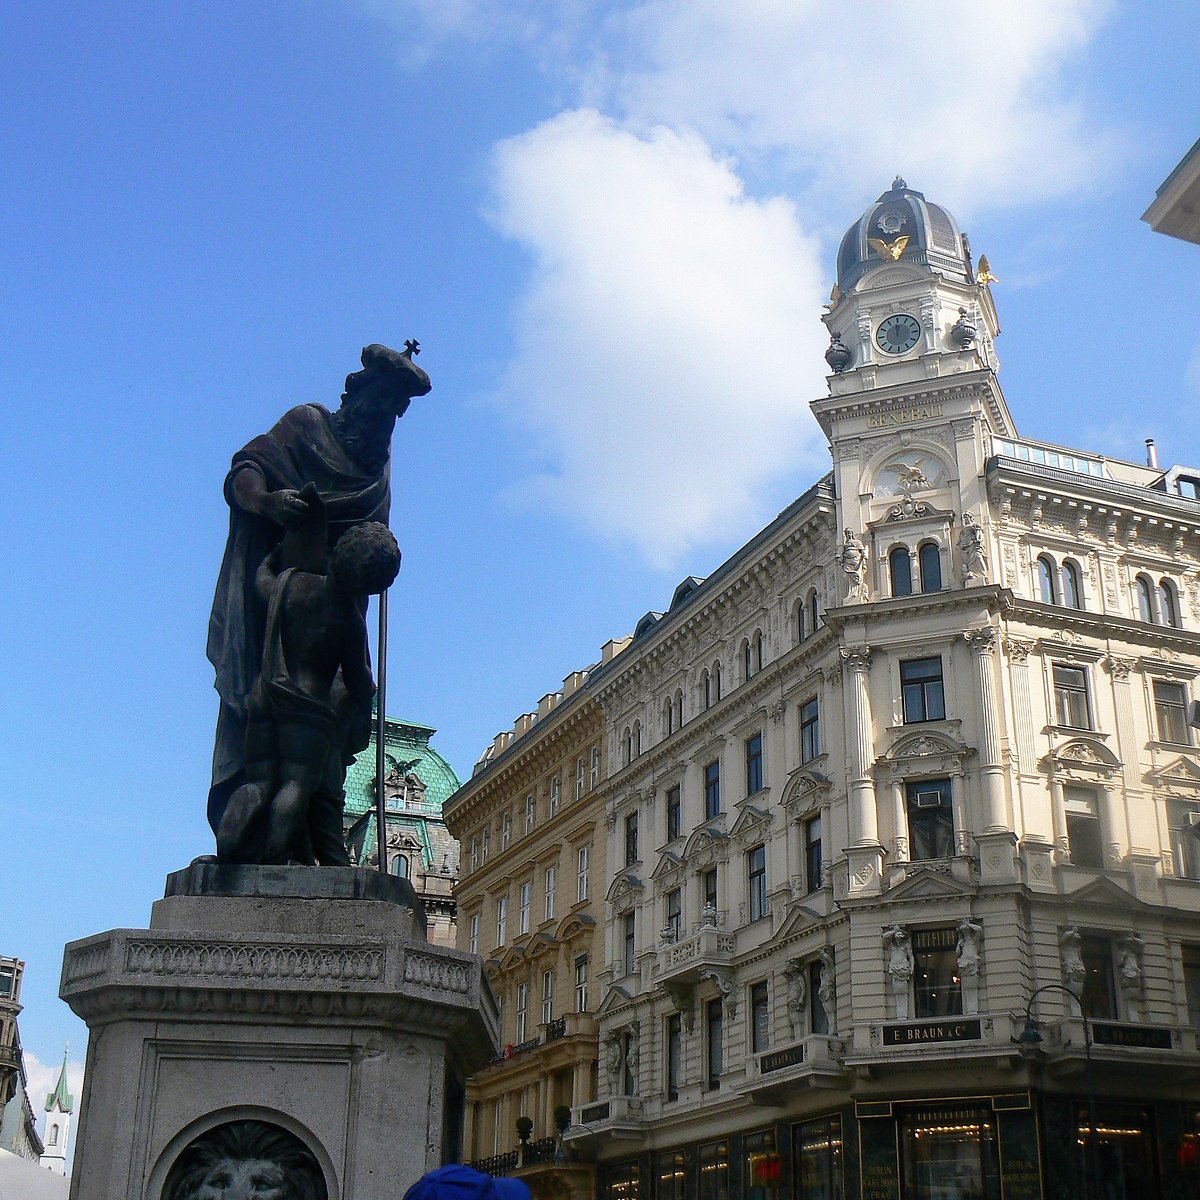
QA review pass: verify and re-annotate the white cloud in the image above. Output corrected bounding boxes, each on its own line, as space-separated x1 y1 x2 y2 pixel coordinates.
487 110 829 566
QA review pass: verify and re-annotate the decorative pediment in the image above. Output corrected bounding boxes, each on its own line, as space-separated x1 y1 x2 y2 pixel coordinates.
650 851 686 884
868 498 955 529
770 901 823 943
1150 756 1200 794
1062 875 1151 913
1048 738 1121 778
878 730 972 778
605 871 645 906
554 912 596 941
680 823 730 867
729 805 773 844
494 944 530 973
526 930 560 957
781 769 832 814
595 985 635 1019
885 867 973 902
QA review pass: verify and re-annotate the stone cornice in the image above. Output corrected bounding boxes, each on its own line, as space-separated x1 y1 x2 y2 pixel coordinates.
1005 599 1200 655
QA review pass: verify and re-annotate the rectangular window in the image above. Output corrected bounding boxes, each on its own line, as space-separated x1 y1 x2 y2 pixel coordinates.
576 844 590 901
702 867 718 913
622 912 636 977
606 1162 639 1200
750 980 769 1053
744 1129 777 1200
901 657 946 723
793 1117 842 1200
519 881 531 934
905 778 954 860
704 760 721 819
625 812 639 866
545 865 556 921
481 828 490 860
800 697 820 763
542 969 554 1025
1155 680 1190 744
501 811 511 850
748 845 767 922
1065 786 1103 869
808 960 828 1034
1053 664 1092 729
745 732 764 795
698 1142 729 1200
470 836 479 870
665 1015 682 1101
574 954 589 1011
912 927 963 1018
666 785 681 841
1183 946 1200 1028
705 999 723 1089
524 794 535 835
591 747 601 787
469 914 479 955
1081 935 1117 1019
804 815 823 893
577 755 586 800
516 981 528 1042
665 888 682 942
495 896 507 946
549 775 560 815
1176 805 1200 879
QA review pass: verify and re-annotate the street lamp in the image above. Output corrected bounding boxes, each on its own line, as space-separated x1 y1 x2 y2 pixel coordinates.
1014 982 1100 1200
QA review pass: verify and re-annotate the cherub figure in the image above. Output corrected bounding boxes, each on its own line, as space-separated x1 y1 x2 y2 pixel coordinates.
218 484 400 865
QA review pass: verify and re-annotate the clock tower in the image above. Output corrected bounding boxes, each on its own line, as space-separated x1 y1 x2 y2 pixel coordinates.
811 177 1017 607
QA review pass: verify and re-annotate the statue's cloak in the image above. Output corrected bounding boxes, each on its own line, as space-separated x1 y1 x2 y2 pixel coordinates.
206 403 389 834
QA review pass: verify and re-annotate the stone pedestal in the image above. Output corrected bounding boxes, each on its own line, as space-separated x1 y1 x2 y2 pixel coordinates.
60 864 497 1200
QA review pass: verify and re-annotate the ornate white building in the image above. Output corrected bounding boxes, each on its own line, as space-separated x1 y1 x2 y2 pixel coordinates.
564 180 1200 1200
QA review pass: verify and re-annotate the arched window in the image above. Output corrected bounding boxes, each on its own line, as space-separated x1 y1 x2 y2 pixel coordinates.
1037 556 1057 604
741 639 753 681
755 631 765 672
713 661 723 702
702 670 712 710
796 601 808 644
663 698 674 737
623 727 633 764
808 589 819 635
919 542 942 593
634 721 642 755
1136 575 1155 623
390 854 409 879
48 1124 59 1147
1160 579 1180 628
1063 560 1083 610
889 547 913 597
674 689 684 729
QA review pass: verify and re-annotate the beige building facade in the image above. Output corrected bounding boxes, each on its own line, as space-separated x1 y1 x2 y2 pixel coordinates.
445 653 620 1200
562 181 1200 1200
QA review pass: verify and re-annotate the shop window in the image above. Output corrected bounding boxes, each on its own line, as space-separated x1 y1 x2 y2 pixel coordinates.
622 912 636 977
698 1141 729 1200
901 657 946 723
800 696 820 763
704 760 721 819
1053 663 1092 729
605 1161 639 1200
912 927 963 1018
747 845 767 922
1065 786 1103 868
804 814 823 893
919 542 942 592
1038 555 1058 604
905 778 954 860
1077 1105 1157 1200
705 1000 724 1089
750 981 770 1053
1183 946 1200 1028
890 546 914 597
657 1149 685 1198
744 1128 778 1200
745 732 764 794
1063 559 1084 609
1080 934 1118 1019
901 1104 1000 1200
793 1116 842 1200
666 785 681 841
809 960 828 1034
1155 680 1190 744
665 888 682 943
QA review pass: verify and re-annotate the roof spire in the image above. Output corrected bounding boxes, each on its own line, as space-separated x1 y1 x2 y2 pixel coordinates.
45 1047 73 1113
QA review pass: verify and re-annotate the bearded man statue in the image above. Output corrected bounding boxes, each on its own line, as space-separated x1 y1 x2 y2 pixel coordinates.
205 344 431 861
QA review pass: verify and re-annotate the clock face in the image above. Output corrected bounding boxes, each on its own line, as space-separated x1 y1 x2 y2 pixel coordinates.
877 313 921 355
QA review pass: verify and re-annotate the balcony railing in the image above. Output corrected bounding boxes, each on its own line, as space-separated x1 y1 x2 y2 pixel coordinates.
545 1017 567 1042
470 1139 561 1176
654 918 735 984
471 1151 519 1176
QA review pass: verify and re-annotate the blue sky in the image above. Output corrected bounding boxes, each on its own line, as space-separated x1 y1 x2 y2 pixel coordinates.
3 0 1199 1123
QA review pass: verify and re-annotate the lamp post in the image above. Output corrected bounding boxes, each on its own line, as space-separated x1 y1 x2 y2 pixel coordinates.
1014 983 1100 1200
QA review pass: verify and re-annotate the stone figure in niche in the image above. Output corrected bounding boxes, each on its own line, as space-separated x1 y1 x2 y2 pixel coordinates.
1117 932 1145 1005
163 1119 326 1200
883 926 914 1019
840 529 869 603
817 946 837 1034
216 487 401 866
956 918 983 1014
784 959 808 1039
958 511 989 586
206 343 430 856
604 1033 623 1089
625 1027 640 1083
1060 927 1087 1010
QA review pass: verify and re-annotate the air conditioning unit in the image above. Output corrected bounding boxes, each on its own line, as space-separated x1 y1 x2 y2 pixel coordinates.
914 791 944 809
1186 811 1200 828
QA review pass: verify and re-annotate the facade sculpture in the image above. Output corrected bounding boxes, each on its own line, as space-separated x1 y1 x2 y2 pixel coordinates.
840 528 869 602
883 926 915 1019
206 343 430 862
958 511 989 584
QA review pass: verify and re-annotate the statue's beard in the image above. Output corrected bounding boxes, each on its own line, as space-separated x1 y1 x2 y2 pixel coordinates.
332 390 398 474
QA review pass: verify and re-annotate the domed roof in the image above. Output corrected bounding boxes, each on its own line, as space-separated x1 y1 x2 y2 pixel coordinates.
836 178 969 290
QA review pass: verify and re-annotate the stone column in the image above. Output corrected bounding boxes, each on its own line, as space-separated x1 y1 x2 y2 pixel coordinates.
1049 773 1070 861
842 643 884 895
1099 779 1125 868
785 812 803 894
890 778 908 862
964 626 1006 831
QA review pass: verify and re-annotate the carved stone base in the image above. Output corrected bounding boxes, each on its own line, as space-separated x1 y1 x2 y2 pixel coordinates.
974 829 1019 884
846 844 886 897
61 865 497 1200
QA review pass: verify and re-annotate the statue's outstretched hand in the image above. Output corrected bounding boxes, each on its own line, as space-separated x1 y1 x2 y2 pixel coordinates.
261 488 310 530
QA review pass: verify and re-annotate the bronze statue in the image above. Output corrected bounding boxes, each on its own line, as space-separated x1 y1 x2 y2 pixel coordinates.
206 344 430 862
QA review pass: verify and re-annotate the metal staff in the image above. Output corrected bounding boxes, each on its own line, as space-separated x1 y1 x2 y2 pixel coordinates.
374 585 390 874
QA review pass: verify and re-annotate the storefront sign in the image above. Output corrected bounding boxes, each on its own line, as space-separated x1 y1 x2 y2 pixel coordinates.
882 1018 982 1046
760 1044 805 1074
998 1109 1042 1200
866 402 944 429
1091 1022 1172 1049
859 1119 900 1200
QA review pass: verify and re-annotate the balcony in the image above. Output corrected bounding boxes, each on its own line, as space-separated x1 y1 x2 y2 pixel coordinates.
654 915 736 986
740 1035 847 1102
564 1095 646 1141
